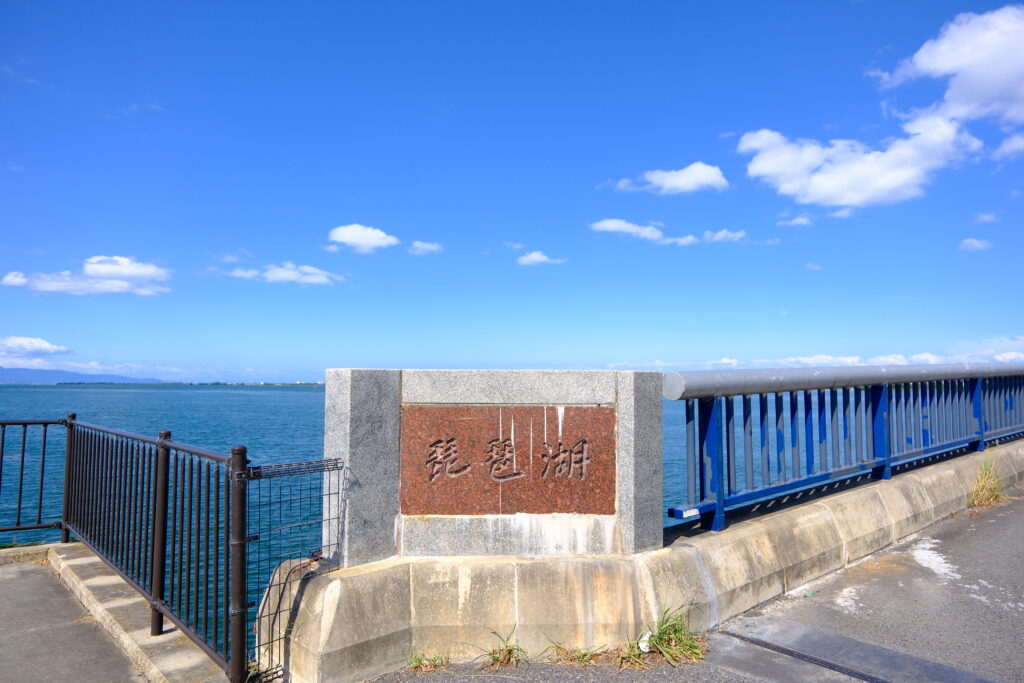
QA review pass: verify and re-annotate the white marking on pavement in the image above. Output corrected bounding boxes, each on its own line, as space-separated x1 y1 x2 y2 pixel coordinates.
908 538 961 580
835 586 861 613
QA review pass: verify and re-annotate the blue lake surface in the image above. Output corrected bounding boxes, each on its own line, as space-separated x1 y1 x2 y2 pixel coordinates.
0 384 690 544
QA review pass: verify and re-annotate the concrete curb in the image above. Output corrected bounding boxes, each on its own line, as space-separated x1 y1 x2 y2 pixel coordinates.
266 440 1024 682
646 443 1024 632
47 543 227 683
0 541 63 565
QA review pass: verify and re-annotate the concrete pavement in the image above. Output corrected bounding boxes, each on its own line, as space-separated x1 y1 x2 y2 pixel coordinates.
729 482 1023 681
0 560 143 682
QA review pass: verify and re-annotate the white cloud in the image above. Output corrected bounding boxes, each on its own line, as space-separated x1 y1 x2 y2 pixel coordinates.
739 115 980 207
828 208 855 218
81 255 168 281
327 224 400 254
2 272 28 286
974 212 999 223
502 242 525 250
0 336 70 370
517 251 565 266
219 249 252 264
958 237 993 251
805 262 823 271
408 240 442 255
590 219 743 247
613 335 1024 371
231 262 343 285
865 352 948 365
778 214 813 226
592 218 667 242
661 235 701 246
738 6 1024 208
994 133 1024 160
230 268 260 279
0 336 69 356
702 229 746 243
2 256 171 296
615 161 729 195
874 6 1024 125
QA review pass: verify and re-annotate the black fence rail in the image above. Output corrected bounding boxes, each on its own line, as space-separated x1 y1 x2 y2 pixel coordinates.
0 419 65 535
60 417 248 680
0 415 342 683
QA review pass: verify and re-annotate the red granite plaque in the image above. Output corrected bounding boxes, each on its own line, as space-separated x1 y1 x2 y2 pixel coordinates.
400 405 616 515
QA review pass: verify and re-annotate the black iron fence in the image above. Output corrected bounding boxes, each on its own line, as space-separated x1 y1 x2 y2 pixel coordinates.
0 419 65 535
0 415 341 683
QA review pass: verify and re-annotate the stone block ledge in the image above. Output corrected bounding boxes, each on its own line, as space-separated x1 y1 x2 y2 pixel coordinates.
269 441 1024 683
48 543 227 683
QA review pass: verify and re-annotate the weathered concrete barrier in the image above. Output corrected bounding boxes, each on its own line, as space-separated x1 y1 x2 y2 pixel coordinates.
263 445 1022 681
259 367 1024 682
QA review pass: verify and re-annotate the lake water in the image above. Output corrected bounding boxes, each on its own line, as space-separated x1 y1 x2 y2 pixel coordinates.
0 384 690 544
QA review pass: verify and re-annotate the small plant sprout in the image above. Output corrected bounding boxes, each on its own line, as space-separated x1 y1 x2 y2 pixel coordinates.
483 628 528 670
968 459 1004 510
647 609 705 666
616 634 649 669
618 609 706 668
408 651 450 673
544 641 602 666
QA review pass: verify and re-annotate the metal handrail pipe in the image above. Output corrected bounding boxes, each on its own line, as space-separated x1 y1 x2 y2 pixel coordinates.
162 439 231 463
71 420 163 445
0 419 66 426
663 362 1024 400
69 420 230 463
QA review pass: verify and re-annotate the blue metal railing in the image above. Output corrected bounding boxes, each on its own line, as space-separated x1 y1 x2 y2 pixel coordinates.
663 364 1024 530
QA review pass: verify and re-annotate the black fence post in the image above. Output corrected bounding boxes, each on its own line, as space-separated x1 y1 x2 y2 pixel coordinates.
150 430 171 636
60 413 77 543
229 445 249 683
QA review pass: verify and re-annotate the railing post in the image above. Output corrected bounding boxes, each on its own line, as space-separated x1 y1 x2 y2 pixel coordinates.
870 384 891 480
150 430 171 636
60 413 77 543
698 397 726 531
229 445 249 683
969 377 986 451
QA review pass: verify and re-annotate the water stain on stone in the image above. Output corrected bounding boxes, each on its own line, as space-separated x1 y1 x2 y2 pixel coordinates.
851 558 910 576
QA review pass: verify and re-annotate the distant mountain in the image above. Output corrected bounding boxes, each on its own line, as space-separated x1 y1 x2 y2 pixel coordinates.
0 367 164 385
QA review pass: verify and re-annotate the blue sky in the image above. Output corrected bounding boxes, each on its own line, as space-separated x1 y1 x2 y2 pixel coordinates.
2 1 1023 382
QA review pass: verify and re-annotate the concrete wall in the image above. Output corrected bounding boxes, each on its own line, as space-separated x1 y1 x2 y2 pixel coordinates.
322 369 663 565
268 440 1024 682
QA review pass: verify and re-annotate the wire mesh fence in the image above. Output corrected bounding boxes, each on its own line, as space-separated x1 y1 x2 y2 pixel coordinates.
246 458 348 681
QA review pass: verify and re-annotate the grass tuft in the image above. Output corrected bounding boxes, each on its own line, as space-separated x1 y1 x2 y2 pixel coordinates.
969 460 1004 510
483 628 528 670
617 609 706 669
408 651 450 673
616 635 649 669
544 641 602 667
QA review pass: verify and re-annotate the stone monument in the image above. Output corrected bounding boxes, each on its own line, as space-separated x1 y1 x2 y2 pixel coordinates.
323 369 662 566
